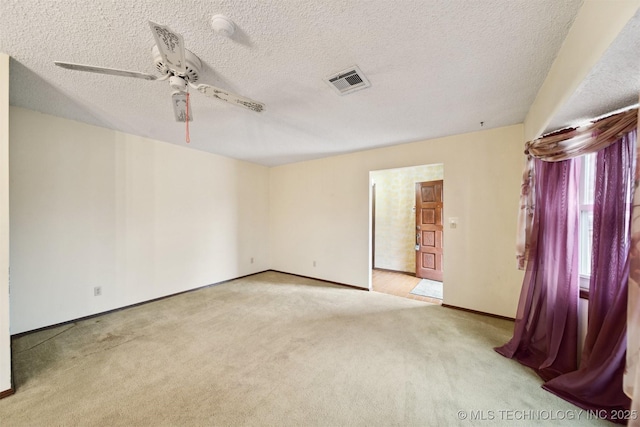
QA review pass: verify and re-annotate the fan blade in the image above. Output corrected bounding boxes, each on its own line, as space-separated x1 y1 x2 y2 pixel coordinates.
149 21 186 74
193 83 265 113
172 92 193 122
54 61 158 80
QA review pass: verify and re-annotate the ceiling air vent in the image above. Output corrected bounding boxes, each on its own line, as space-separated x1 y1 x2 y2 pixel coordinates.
324 65 371 95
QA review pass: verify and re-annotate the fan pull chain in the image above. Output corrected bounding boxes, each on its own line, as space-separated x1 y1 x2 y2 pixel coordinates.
185 91 190 143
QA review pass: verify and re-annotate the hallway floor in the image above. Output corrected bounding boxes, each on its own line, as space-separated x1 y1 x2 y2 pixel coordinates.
371 269 442 305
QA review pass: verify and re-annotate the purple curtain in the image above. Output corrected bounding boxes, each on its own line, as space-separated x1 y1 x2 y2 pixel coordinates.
496 157 581 381
543 131 635 421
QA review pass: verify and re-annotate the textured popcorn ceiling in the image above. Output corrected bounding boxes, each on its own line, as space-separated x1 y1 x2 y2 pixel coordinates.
546 8 640 133
1 0 586 166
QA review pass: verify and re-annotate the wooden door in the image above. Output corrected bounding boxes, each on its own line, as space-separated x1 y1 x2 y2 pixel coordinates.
415 180 443 281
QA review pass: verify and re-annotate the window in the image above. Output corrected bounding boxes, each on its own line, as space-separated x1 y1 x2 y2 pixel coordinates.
579 153 596 289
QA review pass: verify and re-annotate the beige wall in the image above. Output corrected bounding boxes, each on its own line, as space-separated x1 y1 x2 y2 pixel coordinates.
372 164 444 273
270 125 525 318
9 107 270 334
9 107 525 329
0 54 11 393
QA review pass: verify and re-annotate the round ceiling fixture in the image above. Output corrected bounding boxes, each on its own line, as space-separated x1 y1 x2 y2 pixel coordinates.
211 15 235 37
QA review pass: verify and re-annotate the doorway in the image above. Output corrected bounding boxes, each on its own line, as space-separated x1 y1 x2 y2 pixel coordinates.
370 164 444 302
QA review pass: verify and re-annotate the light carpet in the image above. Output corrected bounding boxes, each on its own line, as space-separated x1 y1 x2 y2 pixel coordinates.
410 278 443 300
0 271 610 426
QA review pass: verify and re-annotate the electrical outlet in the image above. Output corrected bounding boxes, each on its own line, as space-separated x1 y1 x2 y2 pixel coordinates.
313 260 316 267
250 257 254 264
94 286 102 297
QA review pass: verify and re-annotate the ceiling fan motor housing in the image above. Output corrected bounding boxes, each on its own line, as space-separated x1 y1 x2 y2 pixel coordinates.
152 46 202 83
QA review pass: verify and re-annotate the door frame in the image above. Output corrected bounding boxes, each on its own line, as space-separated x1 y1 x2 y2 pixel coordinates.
369 164 445 291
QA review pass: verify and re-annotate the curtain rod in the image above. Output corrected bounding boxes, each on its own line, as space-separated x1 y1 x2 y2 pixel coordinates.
537 103 639 140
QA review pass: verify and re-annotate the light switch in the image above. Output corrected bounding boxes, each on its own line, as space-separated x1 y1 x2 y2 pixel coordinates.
449 217 458 229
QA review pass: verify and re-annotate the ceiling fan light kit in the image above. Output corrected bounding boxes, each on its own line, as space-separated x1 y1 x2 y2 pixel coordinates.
53 19 264 131
172 92 192 122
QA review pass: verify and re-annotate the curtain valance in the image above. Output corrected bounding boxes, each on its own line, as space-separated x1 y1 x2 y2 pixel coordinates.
516 108 638 269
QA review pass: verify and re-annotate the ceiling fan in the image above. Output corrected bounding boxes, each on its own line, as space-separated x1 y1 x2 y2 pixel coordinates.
54 21 265 123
